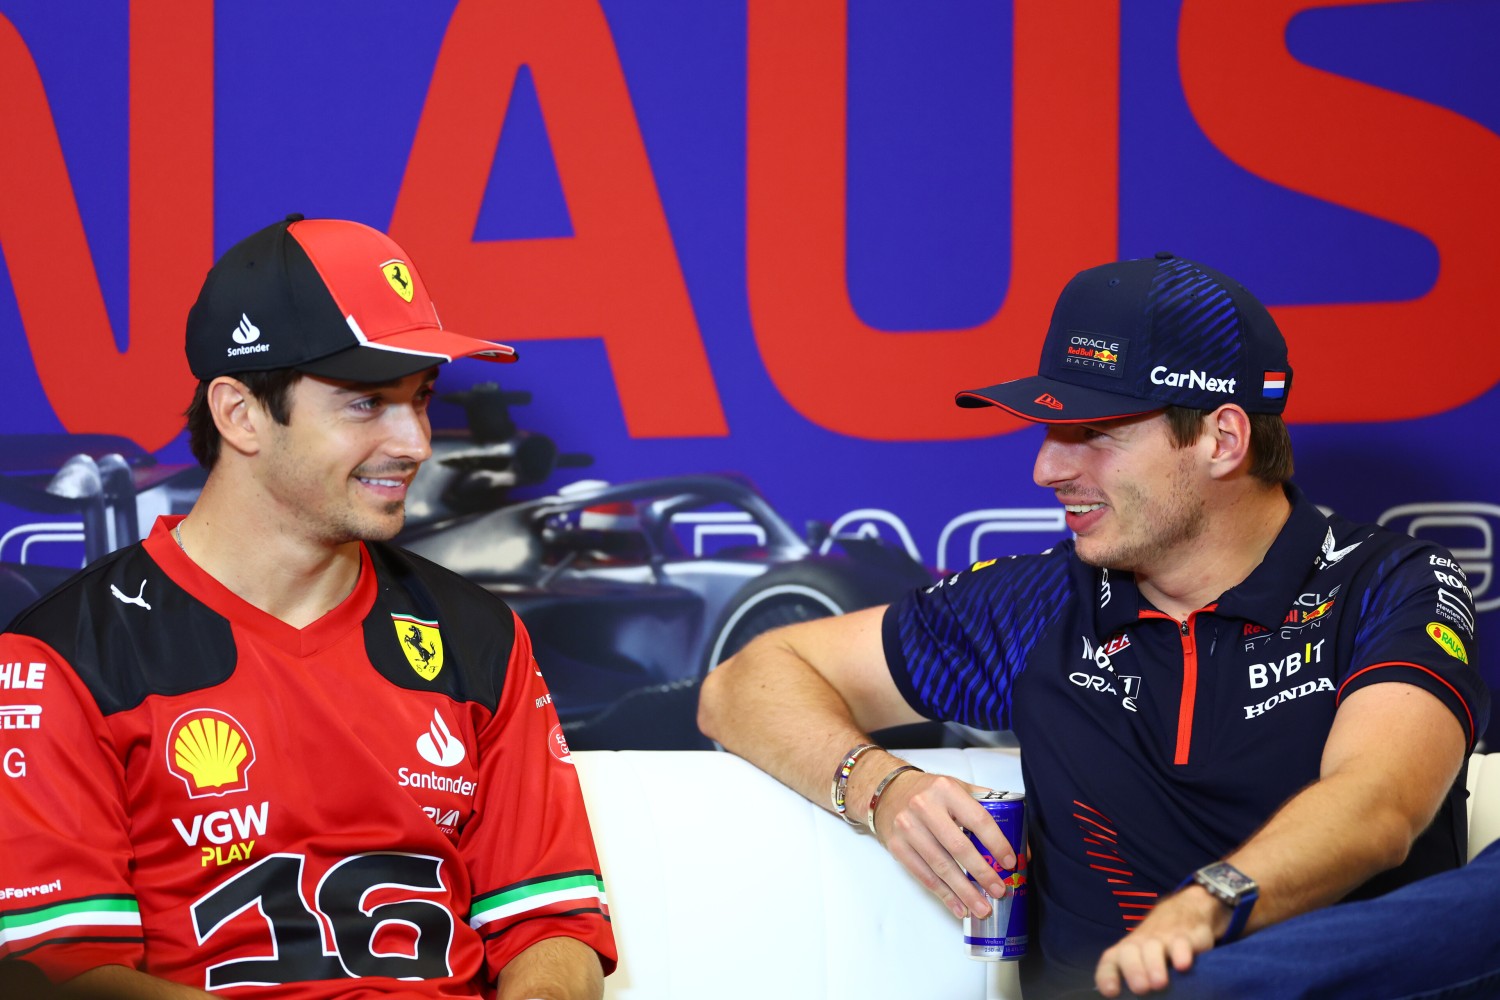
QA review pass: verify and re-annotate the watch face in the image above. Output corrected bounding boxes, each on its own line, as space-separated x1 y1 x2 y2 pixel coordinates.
1199 863 1257 900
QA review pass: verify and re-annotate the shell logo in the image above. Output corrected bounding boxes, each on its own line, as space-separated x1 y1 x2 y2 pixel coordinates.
165 709 257 799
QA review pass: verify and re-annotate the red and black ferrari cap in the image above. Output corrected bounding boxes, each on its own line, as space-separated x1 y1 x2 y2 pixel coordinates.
185 214 516 382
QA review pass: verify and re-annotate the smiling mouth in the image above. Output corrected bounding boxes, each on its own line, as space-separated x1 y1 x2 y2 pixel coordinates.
357 477 406 489
1064 503 1105 514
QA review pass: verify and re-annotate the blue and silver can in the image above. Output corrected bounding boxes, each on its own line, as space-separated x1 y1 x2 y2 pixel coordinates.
963 789 1028 961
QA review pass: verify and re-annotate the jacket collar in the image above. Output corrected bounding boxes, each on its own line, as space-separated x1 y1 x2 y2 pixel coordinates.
1091 483 1327 633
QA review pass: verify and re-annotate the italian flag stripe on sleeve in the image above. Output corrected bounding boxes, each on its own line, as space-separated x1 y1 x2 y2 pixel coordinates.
469 872 607 930
1 895 141 944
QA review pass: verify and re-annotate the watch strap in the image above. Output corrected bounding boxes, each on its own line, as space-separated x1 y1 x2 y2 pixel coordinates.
1220 886 1256 943
1179 864 1259 944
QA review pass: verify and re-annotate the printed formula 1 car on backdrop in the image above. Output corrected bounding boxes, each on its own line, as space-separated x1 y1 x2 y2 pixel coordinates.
0 387 937 750
0 434 203 630
398 385 937 749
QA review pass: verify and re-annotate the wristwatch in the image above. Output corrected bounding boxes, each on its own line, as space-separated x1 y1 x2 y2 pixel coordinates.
1190 862 1258 942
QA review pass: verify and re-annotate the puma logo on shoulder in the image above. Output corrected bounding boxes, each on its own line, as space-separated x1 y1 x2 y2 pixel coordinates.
110 580 152 611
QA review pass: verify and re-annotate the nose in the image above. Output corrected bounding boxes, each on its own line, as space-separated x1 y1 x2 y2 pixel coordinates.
1032 427 1074 488
386 403 433 464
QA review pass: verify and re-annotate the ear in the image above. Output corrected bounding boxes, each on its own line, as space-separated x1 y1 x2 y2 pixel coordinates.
1203 405 1252 480
206 377 268 458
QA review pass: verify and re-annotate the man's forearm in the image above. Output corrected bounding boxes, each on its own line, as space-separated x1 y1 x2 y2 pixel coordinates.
1096 748 1455 997
699 642 915 829
699 615 1019 920
698 608 918 816
702 637 861 802
494 936 603 1000
1223 685 1466 933
1221 761 1448 931
1095 683 1467 997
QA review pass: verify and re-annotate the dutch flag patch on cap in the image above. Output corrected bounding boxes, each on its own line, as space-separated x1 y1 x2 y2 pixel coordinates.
1262 371 1287 399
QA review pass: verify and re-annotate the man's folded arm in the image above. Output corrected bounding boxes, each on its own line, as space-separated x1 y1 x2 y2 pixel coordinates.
699 605 1018 919
1094 681 1468 997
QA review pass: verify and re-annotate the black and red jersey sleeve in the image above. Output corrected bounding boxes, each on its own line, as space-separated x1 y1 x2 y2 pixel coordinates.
0 633 144 979
461 611 616 980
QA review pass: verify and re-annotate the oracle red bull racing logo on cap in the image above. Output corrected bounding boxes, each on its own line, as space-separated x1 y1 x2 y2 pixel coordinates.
1062 334 1128 377
166 709 256 799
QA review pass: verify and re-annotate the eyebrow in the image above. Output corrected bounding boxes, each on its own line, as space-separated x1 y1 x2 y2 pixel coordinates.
330 369 440 393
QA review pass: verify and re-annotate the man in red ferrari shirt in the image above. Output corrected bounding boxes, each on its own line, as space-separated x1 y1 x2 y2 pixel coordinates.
0 215 616 998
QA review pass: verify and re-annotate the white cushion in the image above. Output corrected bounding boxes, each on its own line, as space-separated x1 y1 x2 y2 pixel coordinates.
574 748 1025 1000
1466 751 1500 860
576 748 1497 1000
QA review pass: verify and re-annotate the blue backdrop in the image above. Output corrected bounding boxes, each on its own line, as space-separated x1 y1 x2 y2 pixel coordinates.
2 0 1497 740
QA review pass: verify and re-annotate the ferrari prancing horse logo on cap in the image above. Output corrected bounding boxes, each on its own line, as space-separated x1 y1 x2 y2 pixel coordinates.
382 260 415 303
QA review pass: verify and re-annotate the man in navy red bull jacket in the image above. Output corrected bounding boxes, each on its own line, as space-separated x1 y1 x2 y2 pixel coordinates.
700 253 1489 998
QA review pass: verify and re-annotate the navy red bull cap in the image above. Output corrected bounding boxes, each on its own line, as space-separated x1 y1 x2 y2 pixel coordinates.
186 214 517 383
957 253 1292 423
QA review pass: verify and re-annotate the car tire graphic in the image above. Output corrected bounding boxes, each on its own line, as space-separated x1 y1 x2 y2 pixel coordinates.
703 564 869 674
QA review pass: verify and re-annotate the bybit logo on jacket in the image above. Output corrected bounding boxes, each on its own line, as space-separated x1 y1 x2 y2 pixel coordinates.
166 709 257 799
393 613 444 680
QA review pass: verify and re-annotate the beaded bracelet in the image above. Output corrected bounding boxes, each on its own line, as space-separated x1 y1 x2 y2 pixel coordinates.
866 764 923 836
830 742 879 826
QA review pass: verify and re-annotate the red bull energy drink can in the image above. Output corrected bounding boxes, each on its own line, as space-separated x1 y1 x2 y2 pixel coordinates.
963 789 1028 961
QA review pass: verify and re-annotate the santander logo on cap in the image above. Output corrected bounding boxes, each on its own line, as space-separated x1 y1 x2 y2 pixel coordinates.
225 313 271 360
232 314 261 345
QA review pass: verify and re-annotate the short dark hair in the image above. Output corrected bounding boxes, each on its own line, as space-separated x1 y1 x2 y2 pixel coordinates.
185 369 304 469
1164 405 1294 485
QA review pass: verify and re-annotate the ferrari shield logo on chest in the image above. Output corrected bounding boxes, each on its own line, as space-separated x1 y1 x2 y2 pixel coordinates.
393 614 444 680
382 259 415 302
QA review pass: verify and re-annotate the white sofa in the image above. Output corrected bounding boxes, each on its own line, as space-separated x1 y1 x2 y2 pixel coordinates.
573 748 1500 1000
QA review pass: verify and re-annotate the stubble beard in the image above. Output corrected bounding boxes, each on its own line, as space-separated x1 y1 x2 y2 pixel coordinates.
336 461 419 543
1075 461 1207 574
320 496 408 545
259 421 417 546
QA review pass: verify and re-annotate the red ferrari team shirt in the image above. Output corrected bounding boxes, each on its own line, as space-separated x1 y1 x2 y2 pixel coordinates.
0 516 616 997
